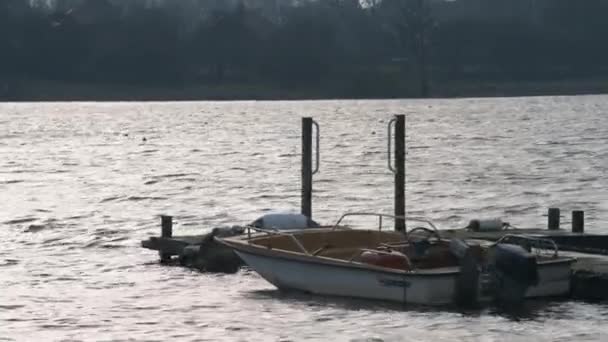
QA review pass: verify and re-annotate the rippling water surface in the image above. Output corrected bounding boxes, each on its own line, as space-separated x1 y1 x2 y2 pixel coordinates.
1 97 608 341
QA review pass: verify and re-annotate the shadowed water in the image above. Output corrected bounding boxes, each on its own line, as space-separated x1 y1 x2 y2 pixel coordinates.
1 97 608 341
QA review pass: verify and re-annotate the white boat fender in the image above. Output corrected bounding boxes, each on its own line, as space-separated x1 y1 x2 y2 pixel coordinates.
251 213 320 230
466 218 507 232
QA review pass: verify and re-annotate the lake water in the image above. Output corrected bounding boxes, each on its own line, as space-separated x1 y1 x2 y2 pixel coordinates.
1 97 608 341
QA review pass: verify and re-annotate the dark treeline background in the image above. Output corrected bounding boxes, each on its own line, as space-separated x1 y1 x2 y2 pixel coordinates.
1 0 608 99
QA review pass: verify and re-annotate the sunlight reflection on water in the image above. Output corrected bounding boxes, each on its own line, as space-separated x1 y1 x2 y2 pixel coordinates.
1 96 607 341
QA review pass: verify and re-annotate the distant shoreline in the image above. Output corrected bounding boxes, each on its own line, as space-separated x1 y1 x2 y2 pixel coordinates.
2 78 608 102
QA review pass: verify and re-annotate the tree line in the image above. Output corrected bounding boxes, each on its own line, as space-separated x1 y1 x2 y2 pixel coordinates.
1 0 608 98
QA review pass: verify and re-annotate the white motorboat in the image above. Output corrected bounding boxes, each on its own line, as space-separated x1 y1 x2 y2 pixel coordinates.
217 213 575 306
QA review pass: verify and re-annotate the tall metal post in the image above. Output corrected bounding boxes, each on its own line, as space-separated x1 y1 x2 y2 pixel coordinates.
301 117 313 219
160 215 173 263
394 115 406 231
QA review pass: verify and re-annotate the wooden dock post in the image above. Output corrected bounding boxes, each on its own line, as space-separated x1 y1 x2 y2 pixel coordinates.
301 117 313 219
548 208 560 230
160 215 173 263
394 115 406 232
572 210 585 233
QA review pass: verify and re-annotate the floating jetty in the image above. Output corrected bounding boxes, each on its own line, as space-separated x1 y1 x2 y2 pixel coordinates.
141 116 607 302
141 215 244 273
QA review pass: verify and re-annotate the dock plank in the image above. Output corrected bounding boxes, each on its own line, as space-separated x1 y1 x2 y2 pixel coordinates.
441 228 608 255
141 235 208 256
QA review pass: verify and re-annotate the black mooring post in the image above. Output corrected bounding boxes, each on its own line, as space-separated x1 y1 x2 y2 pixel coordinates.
161 215 173 238
301 117 313 219
160 215 173 263
548 208 560 230
572 210 585 233
394 115 406 231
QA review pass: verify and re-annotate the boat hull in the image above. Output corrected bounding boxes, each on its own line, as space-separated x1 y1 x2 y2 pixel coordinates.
526 260 573 298
235 248 574 305
235 250 458 305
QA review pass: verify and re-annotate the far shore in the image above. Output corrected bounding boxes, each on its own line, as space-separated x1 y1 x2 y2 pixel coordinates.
1 78 608 102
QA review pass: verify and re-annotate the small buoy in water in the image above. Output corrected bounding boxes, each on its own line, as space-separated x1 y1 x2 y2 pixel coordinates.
24 224 45 233
142 137 147 142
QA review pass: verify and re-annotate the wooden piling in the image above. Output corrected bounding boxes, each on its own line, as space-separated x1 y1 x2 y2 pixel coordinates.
572 210 585 233
548 208 560 230
301 117 313 219
394 115 406 231
160 215 173 263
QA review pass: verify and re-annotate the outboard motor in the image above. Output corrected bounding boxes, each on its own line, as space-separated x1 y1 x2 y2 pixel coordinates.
490 243 539 304
450 239 481 307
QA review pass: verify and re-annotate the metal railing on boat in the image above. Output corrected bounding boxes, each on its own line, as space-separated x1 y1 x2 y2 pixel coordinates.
494 234 560 258
244 225 312 255
243 212 441 257
330 212 439 234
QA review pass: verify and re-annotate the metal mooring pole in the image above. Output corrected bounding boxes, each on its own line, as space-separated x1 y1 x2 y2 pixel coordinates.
548 208 560 230
388 115 406 231
160 215 173 263
572 210 585 233
301 118 319 219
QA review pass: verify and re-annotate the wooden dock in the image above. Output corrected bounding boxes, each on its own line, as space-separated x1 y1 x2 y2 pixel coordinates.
141 216 244 273
142 233 244 273
441 228 608 255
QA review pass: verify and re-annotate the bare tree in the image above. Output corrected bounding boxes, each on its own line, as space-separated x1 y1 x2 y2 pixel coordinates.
379 0 433 97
